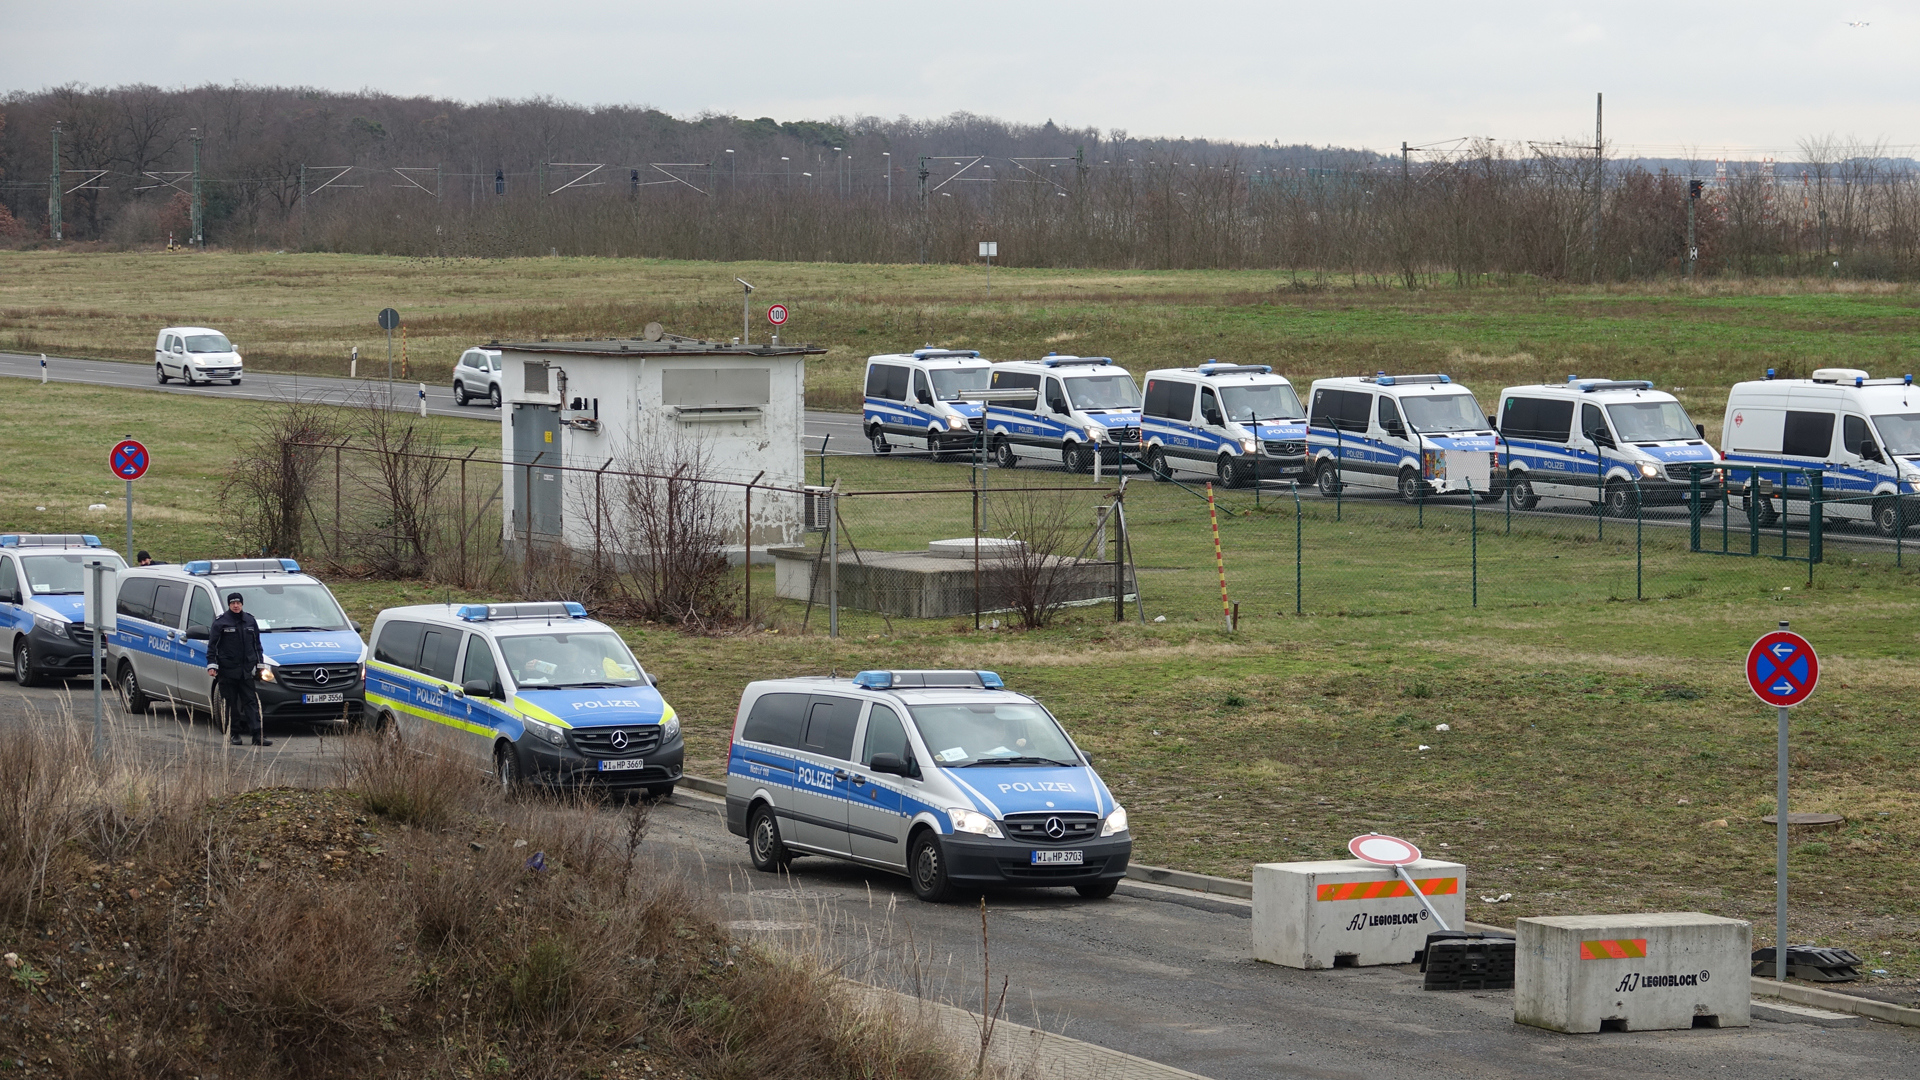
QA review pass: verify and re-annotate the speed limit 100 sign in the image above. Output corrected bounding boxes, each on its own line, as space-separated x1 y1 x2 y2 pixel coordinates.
766 304 789 326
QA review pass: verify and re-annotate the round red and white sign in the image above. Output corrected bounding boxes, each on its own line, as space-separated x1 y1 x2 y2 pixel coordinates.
1348 834 1423 866
766 304 789 326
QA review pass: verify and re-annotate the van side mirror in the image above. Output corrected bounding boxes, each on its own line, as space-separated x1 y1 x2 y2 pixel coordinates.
917 390 934 405
1860 440 1884 463
646 673 660 686
1384 420 1405 438
1695 423 1707 441
1050 399 1070 415
1587 428 1615 449
1203 408 1225 427
463 679 495 698
186 626 210 641
869 752 918 778
1488 415 1499 429
349 619 362 633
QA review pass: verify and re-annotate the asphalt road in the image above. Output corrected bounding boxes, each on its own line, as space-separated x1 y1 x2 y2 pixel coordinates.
2 676 1913 1079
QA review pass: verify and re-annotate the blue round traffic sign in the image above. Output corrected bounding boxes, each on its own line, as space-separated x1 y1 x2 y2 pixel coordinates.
110 439 150 481
1746 630 1818 707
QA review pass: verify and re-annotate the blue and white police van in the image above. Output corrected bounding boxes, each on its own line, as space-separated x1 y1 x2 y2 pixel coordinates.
1139 363 1308 487
1495 379 1723 517
725 669 1130 902
1720 368 1920 536
105 558 366 724
984 356 1143 473
863 349 994 459
365 601 683 798
0 535 126 687
1306 373 1501 502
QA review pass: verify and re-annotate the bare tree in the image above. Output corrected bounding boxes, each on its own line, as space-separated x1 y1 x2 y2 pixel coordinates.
346 401 452 577
216 399 345 558
603 437 740 628
988 489 1089 630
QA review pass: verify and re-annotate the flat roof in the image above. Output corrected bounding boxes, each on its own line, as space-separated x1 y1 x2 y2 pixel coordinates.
493 336 824 358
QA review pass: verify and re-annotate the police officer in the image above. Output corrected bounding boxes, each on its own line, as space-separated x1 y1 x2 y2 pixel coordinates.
207 592 271 747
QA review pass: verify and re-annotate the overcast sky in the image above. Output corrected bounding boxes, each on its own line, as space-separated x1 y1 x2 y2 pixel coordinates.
12 1 1915 156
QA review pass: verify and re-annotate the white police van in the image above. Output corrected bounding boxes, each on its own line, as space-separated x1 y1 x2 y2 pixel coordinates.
984 356 1142 473
0 535 126 687
1720 368 1920 536
1495 379 1723 517
863 349 993 458
1139 363 1308 487
1306 373 1500 502
105 558 366 724
725 669 1130 902
365 601 683 798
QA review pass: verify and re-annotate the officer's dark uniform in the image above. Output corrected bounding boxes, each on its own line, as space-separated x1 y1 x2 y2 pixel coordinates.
208 595 268 745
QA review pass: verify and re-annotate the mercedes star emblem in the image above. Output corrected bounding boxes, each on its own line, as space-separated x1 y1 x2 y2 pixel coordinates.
1044 816 1065 839
313 668 329 684
610 730 629 750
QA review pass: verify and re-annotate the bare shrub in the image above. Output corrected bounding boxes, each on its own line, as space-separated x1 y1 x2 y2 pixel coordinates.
217 398 344 558
602 437 741 627
343 399 453 576
339 732 484 830
988 489 1092 629
0 724 87 924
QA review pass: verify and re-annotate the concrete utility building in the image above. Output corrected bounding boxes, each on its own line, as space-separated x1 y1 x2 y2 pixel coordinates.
495 331 825 561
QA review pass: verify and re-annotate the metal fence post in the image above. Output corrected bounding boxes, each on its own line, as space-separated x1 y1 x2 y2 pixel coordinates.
827 489 839 638
1334 429 1343 521
1469 478 1478 608
1688 467 1701 553
1293 481 1303 616
1807 471 1823 575
1634 475 1643 600
459 453 468 588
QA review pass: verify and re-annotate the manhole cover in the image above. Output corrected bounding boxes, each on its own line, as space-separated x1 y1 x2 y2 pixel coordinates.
1760 813 1845 828
727 919 806 932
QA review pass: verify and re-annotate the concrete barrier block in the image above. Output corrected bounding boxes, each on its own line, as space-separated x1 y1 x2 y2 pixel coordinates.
1514 913 1751 1033
1252 858 1465 969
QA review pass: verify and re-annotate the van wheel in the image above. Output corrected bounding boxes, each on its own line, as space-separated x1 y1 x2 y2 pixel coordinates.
1746 495 1779 527
1146 446 1171 482
13 638 38 688
120 662 149 715
1508 474 1539 510
868 426 891 455
453 381 468 406
1873 497 1906 537
1604 481 1639 518
488 385 502 409
155 363 169 385
992 437 1018 469
748 805 791 872
1315 461 1342 497
1398 468 1425 503
1075 879 1119 900
909 832 957 902
927 435 952 462
1217 454 1252 489
495 743 522 794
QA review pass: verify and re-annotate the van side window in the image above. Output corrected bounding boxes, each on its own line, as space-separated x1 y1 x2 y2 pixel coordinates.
861 704 911 766
1581 404 1607 440
990 370 1042 406
462 634 498 691
865 365 909 401
0 557 16 602
803 696 860 760
1045 378 1069 413
1378 397 1402 430
1782 411 1835 458
116 578 157 622
913 370 932 404
1311 389 1371 434
186 589 214 638
374 620 426 669
150 583 187 629
1843 415 1876 459
1200 387 1222 424
420 629 460 680
1142 379 1170 418
742 692 807 747
1501 397 1575 441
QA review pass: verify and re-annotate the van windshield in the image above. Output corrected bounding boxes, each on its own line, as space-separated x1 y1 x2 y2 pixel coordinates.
227 584 351 631
1873 413 1920 456
1065 374 1140 411
498 631 647 689
908 702 1081 767
1221 383 1304 422
931 367 991 401
184 333 232 353
1399 393 1484 432
20 553 127 594
1608 401 1696 442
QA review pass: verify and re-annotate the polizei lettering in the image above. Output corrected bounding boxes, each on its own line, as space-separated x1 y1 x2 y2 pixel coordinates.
1615 971 1710 993
996 781 1077 793
1346 910 1428 931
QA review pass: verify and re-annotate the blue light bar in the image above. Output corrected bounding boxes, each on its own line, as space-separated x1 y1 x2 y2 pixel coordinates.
182 558 299 576
850 669 1006 690
1371 374 1451 387
564 601 588 617
1042 356 1112 367
455 604 492 621
0 534 104 548
913 348 981 359
978 671 1005 689
1576 380 1656 393
1856 376 1866 387
184 560 211 574
852 670 893 689
1766 368 1776 379
1197 363 1273 376
456 601 584 622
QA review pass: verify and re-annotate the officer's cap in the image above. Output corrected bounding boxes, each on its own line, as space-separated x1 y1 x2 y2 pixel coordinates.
226 592 244 604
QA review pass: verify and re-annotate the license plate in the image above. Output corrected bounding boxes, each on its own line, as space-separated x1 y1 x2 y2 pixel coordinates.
598 758 646 771
302 692 344 704
1031 850 1084 866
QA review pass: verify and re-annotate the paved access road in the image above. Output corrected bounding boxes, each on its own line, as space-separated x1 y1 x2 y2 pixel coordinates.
2 677 1914 1079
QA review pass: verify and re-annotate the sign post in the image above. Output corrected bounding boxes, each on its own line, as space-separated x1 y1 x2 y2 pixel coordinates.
110 438 149 562
979 240 998 298
1348 833 1451 932
377 307 401 406
1746 621 1819 983
83 558 118 760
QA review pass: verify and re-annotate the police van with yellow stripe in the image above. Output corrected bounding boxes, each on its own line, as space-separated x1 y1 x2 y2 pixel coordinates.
726 669 1130 902
365 602 683 798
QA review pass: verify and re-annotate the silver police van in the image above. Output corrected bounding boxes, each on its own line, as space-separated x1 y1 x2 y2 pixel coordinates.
1306 373 1500 502
862 349 993 458
0 534 126 686
1495 379 1722 516
1139 363 1308 486
725 669 1130 902
984 356 1143 473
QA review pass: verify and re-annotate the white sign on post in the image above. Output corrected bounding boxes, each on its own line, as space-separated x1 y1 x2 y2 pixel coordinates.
82 559 118 632
978 241 998 257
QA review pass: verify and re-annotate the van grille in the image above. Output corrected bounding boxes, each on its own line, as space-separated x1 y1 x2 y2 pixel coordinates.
1666 463 1717 483
569 726 662 759
967 416 985 432
1000 811 1101 844
277 664 362 691
1264 440 1306 456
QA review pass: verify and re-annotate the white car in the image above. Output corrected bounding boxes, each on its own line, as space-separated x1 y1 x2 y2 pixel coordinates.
452 347 503 408
155 326 243 386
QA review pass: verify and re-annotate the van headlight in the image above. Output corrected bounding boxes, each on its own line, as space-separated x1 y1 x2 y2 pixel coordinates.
523 717 567 746
1085 425 1108 443
947 807 1003 838
1240 437 1258 455
1100 806 1129 837
661 712 680 740
1637 462 1661 480
32 614 70 639
947 415 968 431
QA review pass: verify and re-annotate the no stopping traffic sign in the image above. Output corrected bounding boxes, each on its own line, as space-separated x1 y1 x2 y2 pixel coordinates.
110 439 150 481
1746 630 1818 707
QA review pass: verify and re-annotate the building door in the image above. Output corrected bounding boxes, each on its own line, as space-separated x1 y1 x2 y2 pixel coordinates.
511 404 562 540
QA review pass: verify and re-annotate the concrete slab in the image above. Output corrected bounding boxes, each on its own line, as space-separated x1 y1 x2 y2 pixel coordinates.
1750 999 1867 1027
1515 912 1751 1034
1252 857 1466 969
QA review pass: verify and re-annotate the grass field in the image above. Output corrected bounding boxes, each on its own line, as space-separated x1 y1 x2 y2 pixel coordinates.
4 379 1919 986
6 250 1920 433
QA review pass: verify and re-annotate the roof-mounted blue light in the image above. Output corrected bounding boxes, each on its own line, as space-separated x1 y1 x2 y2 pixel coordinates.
978 670 1005 689
913 348 982 360
1766 368 1777 380
564 601 588 617
1376 375 1395 386
1197 363 1273 376
1576 380 1656 393
852 670 893 689
182 558 298 576
1041 356 1112 367
0 534 104 548
1907 374 1915 386
1856 376 1866 387
184 560 212 575
455 604 492 621
850 670 1005 690
455 601 584 622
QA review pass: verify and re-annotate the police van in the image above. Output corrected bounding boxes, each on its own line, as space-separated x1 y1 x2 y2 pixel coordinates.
863 349 993 458
1139 363 1308 487
0 535 126 687
984 356 1143 473
105 558 366 725
1306 374 1500 502
725 669 1130 902
365 601 683 798
1495 379 1723 516
1720 368 1920 536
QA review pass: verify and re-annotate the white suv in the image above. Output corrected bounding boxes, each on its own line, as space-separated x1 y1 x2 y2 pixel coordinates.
452 347 503 408
154 326 243 386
